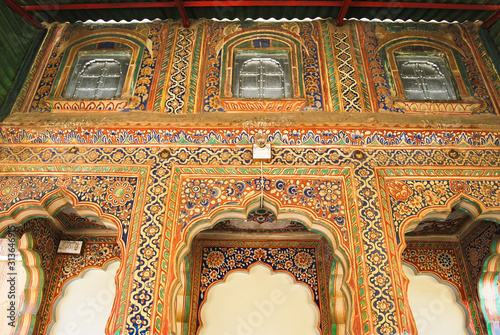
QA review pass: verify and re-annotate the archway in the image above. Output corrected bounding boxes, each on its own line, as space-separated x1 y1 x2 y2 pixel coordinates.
403 263 471 335
479 236 500 335
168 196 353 335
0 189 124 335
153 167 360 335
199 263 320 335
401 196 500 334
48 260 121 335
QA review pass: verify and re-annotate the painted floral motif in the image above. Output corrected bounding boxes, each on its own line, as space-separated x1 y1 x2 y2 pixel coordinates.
463 221 500 283
205 251 224 268
1 126 500 148
184 180 208 200
198 246 319 302
178 175 346 231
386 178 500 235
1 139 499 335
294 252 313 269
107 180 134 206
0 179 20 203
190 239 332 335
10 218 60 277
317 181 341 202
402 246 461 287
437 251 454 269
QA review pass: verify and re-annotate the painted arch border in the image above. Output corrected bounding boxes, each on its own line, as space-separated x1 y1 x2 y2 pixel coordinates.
375 166 500 335
0 163 150 335
151 164 366 335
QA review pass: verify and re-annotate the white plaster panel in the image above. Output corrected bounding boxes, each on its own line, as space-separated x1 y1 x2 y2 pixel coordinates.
403 263 471 335
199 263 320 335
49 260 119 335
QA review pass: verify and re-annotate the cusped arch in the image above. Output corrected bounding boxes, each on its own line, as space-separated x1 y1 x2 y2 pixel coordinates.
47 259 121 335
397 195 493 333
403 262 473 335
198 262 321 335
0 188 120 237
167 193 353 335
0 190 125 334
9 232 44 335
401 195 485 242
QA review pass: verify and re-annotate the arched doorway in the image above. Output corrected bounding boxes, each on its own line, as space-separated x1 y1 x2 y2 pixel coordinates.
172 212 351 335
199 263 319 335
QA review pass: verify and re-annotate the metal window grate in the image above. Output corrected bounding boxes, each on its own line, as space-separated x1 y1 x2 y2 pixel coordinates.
233 52 291 99
395 54 457 101
64 52 131 99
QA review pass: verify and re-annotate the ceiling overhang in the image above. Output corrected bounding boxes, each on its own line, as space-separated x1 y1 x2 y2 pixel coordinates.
3 0 500 29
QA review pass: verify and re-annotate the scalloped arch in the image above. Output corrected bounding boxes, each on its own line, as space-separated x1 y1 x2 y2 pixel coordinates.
13 232 44 335
401 195 486 238
47 259 120 335
479 236 500 335
198 263 320 335
168 192 353 335
403 262 472 335
0 188 120 237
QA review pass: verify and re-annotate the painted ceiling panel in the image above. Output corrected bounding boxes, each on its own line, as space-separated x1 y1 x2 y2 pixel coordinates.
10 0 499 23
7 1 498 50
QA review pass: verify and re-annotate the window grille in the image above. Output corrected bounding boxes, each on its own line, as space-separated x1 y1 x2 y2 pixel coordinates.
233 53 291 99
64 52 131 99
395 54 457 101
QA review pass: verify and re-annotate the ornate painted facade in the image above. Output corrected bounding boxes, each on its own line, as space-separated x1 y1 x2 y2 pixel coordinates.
0 17 500 335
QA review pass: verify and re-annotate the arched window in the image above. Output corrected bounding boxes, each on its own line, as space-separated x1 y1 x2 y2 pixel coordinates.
379 38 481 113
233 54 291 99
395 54 457 101
64 53 131 99
50 37 144 109
218 33 306 112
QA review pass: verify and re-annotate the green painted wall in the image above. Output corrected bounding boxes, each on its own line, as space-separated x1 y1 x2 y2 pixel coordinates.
489 20 500 54
0 1 37 115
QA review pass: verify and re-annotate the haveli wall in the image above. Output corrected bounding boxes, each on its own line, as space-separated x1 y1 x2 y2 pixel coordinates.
0 17 500 335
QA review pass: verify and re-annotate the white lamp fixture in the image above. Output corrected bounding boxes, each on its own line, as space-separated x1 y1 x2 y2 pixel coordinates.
252 131 271 161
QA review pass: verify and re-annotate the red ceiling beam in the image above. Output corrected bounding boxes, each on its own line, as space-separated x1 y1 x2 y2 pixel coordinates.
349 2 500 11
336 0 352 26
2 0 41 29
482 10 500 29
23 2 175 10
174 0 189 27
23 1 500 12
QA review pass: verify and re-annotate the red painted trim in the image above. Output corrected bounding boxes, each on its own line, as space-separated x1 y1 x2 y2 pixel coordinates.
336 0 352 26
349 1 500 11
174 0 189 27
2 0 41 29
22 1 500 12
482 10 500 29
184 0 343 5
24 2 174 11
